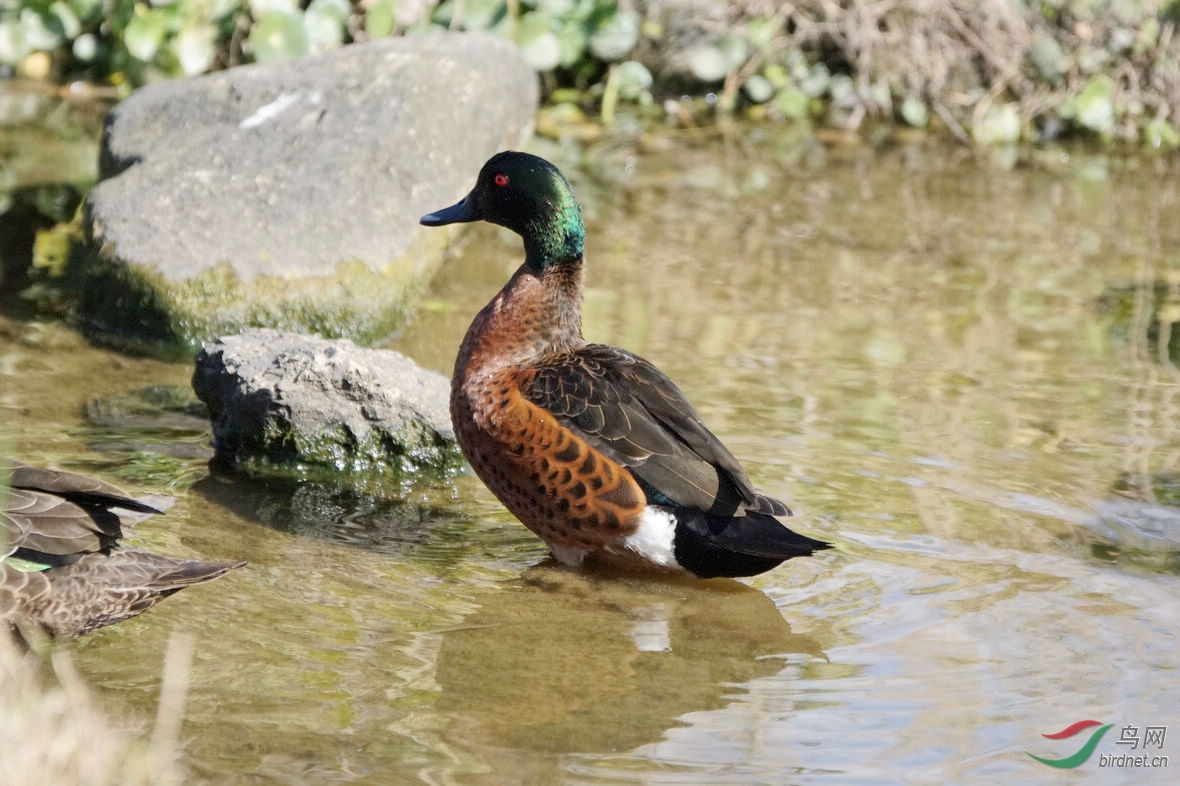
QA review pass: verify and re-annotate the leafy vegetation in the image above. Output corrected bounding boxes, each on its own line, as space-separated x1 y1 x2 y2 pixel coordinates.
3 1 1180 145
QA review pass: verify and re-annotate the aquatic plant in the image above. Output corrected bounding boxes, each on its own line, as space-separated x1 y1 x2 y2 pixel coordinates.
2 1 1180 145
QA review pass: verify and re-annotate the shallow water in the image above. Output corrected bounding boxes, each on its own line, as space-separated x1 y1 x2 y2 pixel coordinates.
3 134 1179 783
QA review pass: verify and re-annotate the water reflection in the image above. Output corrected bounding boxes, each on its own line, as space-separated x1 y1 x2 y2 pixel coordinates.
191 465 464 558
430 567 823 773
4 134 1180 782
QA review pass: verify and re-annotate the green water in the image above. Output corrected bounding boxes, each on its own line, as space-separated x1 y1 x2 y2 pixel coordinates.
2 133 1179 783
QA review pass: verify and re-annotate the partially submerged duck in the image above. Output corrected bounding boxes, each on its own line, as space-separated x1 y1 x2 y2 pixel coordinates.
1 460 244 638
421 151 830 578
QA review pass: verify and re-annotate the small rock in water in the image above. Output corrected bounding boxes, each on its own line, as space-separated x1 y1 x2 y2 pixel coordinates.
85 385 210 432
192 329 459 476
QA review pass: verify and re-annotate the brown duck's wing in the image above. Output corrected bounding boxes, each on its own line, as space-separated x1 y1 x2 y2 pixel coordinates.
462 382 648 545
2 488 122 560
1 553 245 638
526 345 790 517
3 460 164 515
2 461 175 562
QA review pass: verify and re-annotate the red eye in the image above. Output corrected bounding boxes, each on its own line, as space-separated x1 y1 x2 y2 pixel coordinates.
494 173 508 187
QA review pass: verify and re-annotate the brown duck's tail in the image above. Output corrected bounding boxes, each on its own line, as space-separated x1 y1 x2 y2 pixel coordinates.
109 550 247 589
670 508 831 579
3 460 171 516
3 553 245 638
2 460 173 519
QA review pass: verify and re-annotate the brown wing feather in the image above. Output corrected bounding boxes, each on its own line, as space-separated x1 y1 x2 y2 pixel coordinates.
3 460 162 514
3 460 175 562
527 345 790 517
2 554 244 638
2 489 121 559
2 461 244 637
459 381 647 546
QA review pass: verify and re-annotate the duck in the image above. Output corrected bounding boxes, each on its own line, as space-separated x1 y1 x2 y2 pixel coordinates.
2 460 245 638
421 151 831 578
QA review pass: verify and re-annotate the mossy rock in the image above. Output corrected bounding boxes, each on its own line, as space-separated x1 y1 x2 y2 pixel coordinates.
192 329 462 479
77 228 451 356
81 33 537 354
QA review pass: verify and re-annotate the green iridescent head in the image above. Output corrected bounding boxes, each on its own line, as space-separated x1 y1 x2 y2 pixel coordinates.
421 151 585 270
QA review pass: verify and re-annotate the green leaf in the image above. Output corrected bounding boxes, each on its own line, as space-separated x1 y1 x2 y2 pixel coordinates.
521 31 561 70
518 10 560 71
774 86 808 120
173 23 216 75
1145 116 1180 150
249 0 299 15
614 59 651 100
1063 75 1115 134
72 31 98 61
49 1 82 39
537 0 576 15
456 0 503 31
800 62 830 97
686 44 727 82
365 0 397 38
304 0 348 51
431 0 455 26
972 102 1021 144
211 0 244 20
1028 34 1066 83
763 63 788 88
0 21 30 65
829 74 855 106
249 8 309 62
123 9 169 62
742 74 773 103
1135 18 1161 54
309 0 350 19
900 96 928 128
555 17 587 68
404 21 446 36
66 0 105 22
588 8 639 61
19 9 64 51
715 32 747 70
746 15 780 49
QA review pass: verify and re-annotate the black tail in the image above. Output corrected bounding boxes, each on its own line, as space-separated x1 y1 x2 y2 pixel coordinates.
671 509 831 579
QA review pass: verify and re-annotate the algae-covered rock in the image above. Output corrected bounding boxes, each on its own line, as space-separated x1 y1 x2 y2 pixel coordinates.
192 329 460 476
83 33 537 354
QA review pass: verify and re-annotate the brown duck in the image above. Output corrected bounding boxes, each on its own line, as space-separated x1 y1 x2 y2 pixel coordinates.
2 460 244 637
421 151 830 578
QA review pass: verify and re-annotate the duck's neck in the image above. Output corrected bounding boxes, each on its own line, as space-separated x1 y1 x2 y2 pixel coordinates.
522 192 585 272
459 260 585 375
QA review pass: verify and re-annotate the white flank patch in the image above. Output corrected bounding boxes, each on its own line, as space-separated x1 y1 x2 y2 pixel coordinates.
623 507 679 568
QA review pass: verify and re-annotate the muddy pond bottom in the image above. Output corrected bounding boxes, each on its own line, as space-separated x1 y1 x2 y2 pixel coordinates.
2 136 1178 783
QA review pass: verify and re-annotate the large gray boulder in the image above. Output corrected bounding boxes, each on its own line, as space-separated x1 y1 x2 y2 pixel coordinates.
82 33 537 353
193 329 459 475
